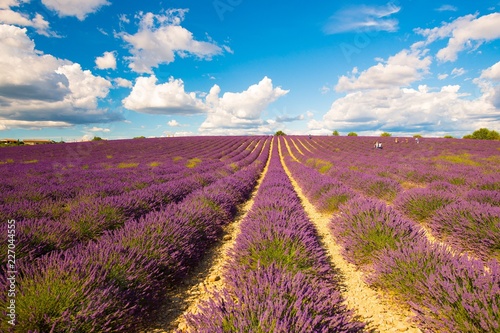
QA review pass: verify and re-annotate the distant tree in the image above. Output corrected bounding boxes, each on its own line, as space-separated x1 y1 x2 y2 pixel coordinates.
275 130 286 136
413 134 422 138
380 132 391 137
332 130 339 136
92 136 103 141
463 128 500 140
133 136 146 139
347 132 358 136
443 135 454 139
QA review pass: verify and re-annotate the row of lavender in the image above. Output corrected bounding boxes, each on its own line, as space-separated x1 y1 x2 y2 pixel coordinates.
0 138 262 267
301 135 499 192
0 137 255 219
282 137 500 332
183 140 365 332
294 136 500 262
0 138 270 332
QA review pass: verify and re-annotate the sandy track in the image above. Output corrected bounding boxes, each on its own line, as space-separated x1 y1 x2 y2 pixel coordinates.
279 138 422 333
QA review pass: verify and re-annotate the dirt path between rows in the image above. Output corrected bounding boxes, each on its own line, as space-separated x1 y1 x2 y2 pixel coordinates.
141 139 274 333
278 138 422 333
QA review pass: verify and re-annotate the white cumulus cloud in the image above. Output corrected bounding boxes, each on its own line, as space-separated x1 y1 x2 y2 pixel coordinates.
122 75 289 134
335 48 431 91
41 0 110 20
121 9 226 73
87 126 111 132
0 25 121 130
481 61 500 81
113 77 133 88
167 119 181 127
95 51 116 70
311 84 498 136
122 75 207 114
416 13 500 62
0 0 52 36
200 76 289 133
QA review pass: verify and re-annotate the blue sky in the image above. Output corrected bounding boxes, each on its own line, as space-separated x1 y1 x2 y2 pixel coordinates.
0 0 499 140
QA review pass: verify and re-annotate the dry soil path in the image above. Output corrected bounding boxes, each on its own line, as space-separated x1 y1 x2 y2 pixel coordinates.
142 138 274 333
279 138 422 333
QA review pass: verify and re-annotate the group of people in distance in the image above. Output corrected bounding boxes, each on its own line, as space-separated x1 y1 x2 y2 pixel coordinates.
375 137 420 149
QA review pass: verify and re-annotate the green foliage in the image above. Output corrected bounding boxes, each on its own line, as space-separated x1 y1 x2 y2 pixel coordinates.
332 130 339 136
92 136 103 141
117 162 139 168
435 153 479 166
323 194 350 213
133 136 146 139
371 245 441 305
275 130 286 136
381 132 392 137
347 132 358 136
305 158 332 174
463 128 500 140
401 194 454 221
186 157 202 168
243 238 316 274
413 134 422 138
443 135 454 138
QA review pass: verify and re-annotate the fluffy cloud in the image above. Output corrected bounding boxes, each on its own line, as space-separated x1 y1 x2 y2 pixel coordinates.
416 13 500 62
312 46 500 137
0 25 121 130
324 2 400 34
87 126 110 132
95 51 116 70
122 76 289 130
113 77 133 88
335 48 431 91
122 75 207 114
41 0 110 20
310 84 498 136
55 63 111 109
0 24 70 101
481 61 500 81
167 119 180 127
478 61 500 108
0 0 52 36
200 76 289 133
0 119 72 130
121 10 225 73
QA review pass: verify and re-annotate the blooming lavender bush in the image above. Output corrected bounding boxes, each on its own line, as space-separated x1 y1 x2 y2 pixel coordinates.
330 197 426 266
429 201 500 261
393 188 457 222
370 238 500 332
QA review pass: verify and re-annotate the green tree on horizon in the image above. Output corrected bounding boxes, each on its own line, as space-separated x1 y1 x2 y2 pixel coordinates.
463 128 500 140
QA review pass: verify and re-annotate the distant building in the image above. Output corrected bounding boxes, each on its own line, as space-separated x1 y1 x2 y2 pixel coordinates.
0 139 18 144
23 139 55 145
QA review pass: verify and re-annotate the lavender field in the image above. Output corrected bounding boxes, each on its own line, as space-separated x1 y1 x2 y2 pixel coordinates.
1 135 499 332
